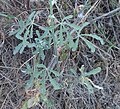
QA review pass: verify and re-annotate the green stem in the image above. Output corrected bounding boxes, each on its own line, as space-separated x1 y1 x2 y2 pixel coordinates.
49 0 57 56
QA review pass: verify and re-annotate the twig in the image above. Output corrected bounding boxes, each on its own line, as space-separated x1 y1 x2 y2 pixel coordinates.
48 55 58 70
17 54 36 73
77 0 102 25
0 73 17 84
0 66 19 69
0 86 17 109
90 7 120 23
0 31 5 48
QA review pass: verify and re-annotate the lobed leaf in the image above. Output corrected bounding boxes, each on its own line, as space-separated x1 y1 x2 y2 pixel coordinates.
13 43 23 55
62 15 73 21
81 34 104 45
49 76 61 90
83 67 101 77
81 37 96 52
72 38 79 51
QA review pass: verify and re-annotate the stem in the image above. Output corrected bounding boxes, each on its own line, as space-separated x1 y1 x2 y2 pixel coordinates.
49 0 57 56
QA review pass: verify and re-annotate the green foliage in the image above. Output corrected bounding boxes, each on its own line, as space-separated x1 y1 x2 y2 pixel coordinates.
0 12 15 19
10 0 105 108
79 66 103 93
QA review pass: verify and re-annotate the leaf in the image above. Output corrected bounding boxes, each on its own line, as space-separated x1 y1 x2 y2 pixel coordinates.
50 69 60 76
37 64 46 69
15 34 23 40
49 76 61 90
41 30 49 39
34 23 46 31
25 11 36 25
9 29 19 36
17 28 25 36
72 38 79 51
46 99 53 108
80 77 94 93
0 13 15 19
83 67 101 77
84 79 94 94
87 78 103 90
40 48 45 60
18 19 25 29
65 22 89 31
79 65 85 73
25 63 33 74
81 34 104 45
36 30 40 38
33 69 45 78
65 23 81 30
59 25 63 46
66 31 74 48
24 28 30 39
27 97 35 108
52 0 57 5
0 13 8 17
20 44 26 54
27 43 36 48
25 77 34 90
79 22 90 32
70 69 76 75
41 95 48 102
62 15 73 21
29 11 36 18
20 100 28 109
40 75 46 95
30 26 33 38
81 37 96 52
13 43 23 55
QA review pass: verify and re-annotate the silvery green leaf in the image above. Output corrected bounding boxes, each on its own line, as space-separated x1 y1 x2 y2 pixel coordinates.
20 44 26 54
84 79 94 94
18 19 25 29
70 69 76 75
20 100 27 109
29 26 33 38
40 74 46 95
52 0 57 6
15 34 23 40
37 64 46 69
34 23 46 31
0 13 8 17
50 69 60 76
41 30 49 39
79 65 85 73
59 25 63 46
24 28 30 39
72 38 79 51
49 76 61 90
81 37 96 52
9 29 19 36
27 43 36 48
79 22 90 32
62 15 73 21
25 11 36 25
13 43 23 55
25 77 34 90
66 31 74 48
27 97 35 108
64 23 81 30
84 67 101 77
81 34 104 45
40 48 45 60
